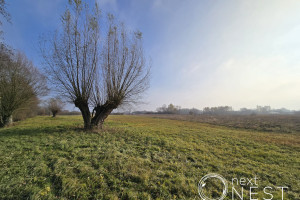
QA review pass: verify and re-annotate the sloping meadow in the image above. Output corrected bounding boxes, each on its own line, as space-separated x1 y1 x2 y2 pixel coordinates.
0 116 299 199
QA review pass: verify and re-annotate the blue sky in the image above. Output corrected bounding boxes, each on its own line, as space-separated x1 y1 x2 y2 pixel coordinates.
2 0 300 111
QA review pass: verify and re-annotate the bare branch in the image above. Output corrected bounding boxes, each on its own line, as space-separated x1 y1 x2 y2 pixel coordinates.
41 2 150 130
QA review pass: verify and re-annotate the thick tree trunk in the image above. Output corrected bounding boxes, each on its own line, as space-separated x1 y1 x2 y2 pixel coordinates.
91 102 116 129
74 99 92 130
75 98 117 131
52 111 58 118
0 114 12 127
81 106 92 130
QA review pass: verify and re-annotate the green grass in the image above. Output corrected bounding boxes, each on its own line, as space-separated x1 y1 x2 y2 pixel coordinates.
0 115 299 199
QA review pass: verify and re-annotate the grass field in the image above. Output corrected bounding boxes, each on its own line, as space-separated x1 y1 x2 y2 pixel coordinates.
0 115 299 199
150 114 300 133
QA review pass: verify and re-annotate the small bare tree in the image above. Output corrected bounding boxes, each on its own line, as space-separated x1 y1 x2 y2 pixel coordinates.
41 1 150 130
0 45 47 127
48 98 64 117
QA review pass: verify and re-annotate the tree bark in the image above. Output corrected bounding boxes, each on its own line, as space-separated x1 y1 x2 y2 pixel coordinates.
91 102 116 130
80 106 91 130
52 111 57 117
75 99 92 130
75 98 117 131
0 114 12 127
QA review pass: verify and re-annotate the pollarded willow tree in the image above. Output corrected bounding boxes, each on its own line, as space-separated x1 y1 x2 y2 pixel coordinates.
41 0 150 130
48 98 64 117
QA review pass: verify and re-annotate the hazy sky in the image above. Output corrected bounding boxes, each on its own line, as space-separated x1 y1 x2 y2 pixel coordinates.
2 0 300 110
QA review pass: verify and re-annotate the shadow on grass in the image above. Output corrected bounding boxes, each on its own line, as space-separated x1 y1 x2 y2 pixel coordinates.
0 125 85 137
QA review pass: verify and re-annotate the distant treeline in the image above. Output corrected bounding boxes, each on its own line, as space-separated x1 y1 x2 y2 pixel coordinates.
129 104 299 116
10 102 300 122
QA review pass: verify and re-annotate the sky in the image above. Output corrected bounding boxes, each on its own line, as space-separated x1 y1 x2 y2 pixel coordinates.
2 0 300 111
